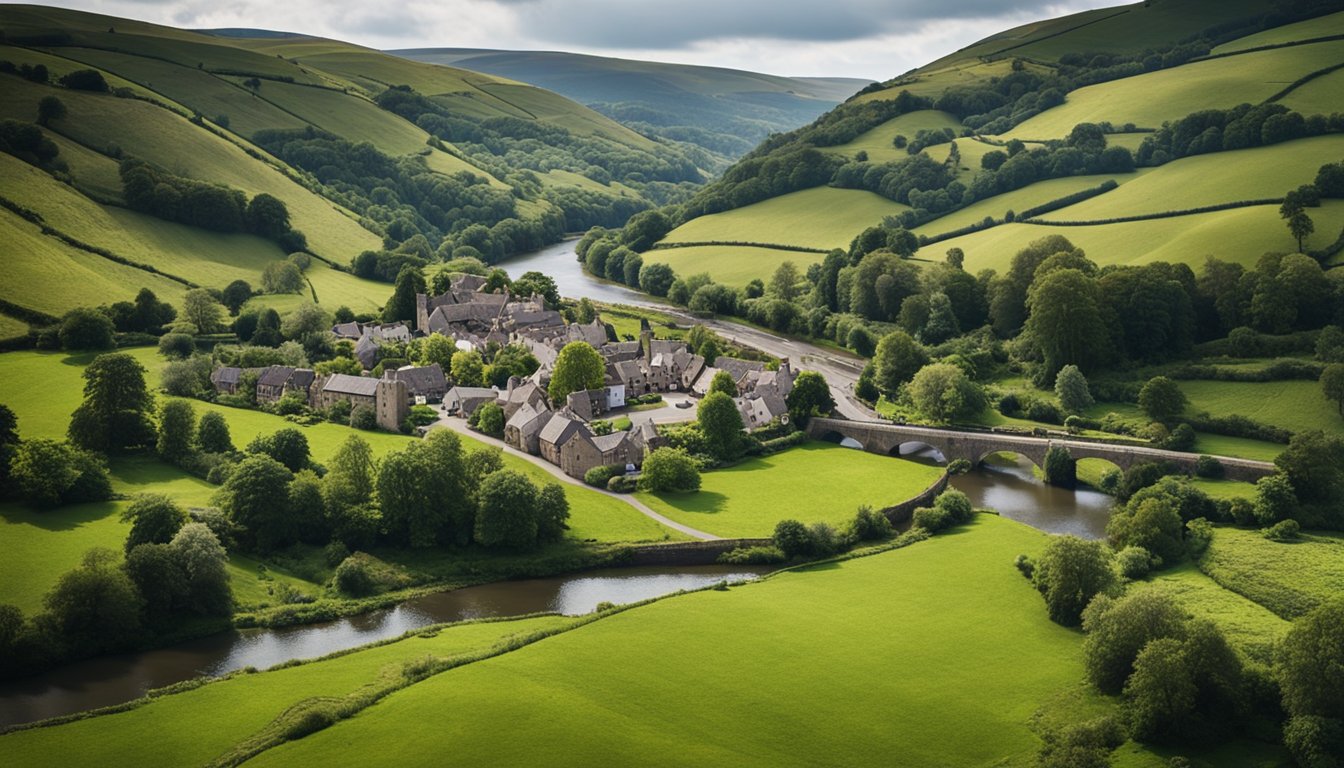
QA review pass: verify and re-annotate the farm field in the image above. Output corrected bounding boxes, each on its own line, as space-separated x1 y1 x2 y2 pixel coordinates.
914 173 1135 239
818 109 962 163
245 514 1100 768
1148 562 1289 662
1278 66 1344 116
0 614 577 768
1197 527 1344 620
1211 10 1344 53
924 199 1344 273
1041 135 1344 221
0 315 28 340
1178 379 1342 437
637 442 944 538
659 187 907 251
1002 39 1344 140
644 244 827 288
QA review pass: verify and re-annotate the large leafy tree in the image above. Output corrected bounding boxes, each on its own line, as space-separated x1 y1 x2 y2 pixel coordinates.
121 493 187 552
196 411 234 454
40 548 143 654
1138 376 1187 424
785 370 835 425
156 399 196 464
215 454 294 550
548 342 605 403
1031 535 1114 626
908 363 985 424
1279 597 1344 766
697 391 744 460
181 289 226 334
68 353 156 452
1025 268 1109 378
873 330 928 397
58 308 115 351
383 265 426 323
474 470 540 549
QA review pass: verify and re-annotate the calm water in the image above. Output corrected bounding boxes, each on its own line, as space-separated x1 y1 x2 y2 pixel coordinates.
0 565 766 728
500 239 662 306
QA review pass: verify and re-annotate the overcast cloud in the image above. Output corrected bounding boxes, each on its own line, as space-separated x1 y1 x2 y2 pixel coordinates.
42 0 1120 78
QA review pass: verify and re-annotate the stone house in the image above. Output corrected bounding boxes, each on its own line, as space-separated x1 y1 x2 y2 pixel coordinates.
256 366 315 404
386 364 448 403
504 401 554 455
565 386 624 422
210 366 243 395
310 374 408 431
557 429 641 479
538 411 585 468
444 386 500 417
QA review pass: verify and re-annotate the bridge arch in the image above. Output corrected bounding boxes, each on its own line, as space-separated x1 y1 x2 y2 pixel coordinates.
888 440 946 464
818 429 865 451
975 449 1044 473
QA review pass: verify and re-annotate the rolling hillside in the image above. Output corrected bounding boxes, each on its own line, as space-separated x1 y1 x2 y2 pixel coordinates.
653 0 1344 285
0 4 709 333
393 48 869 171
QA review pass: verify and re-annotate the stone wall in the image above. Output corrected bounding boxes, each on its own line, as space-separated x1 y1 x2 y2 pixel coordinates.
624 539 771 566
880 472 950 525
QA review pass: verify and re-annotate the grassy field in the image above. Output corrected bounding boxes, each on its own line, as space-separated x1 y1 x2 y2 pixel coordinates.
244 514 1100 768
1003 39 1344 139
1278 66 1344 120
643 244 827 288
659 187 907 252
1148 562 1289 662
1212 10 1344 54
818 109 962 163
0 314 29 340
1197 527 1344 620
915 173 1138 240
0 347 683 612
1179 379 1341 437
1189 477 1258 502
1043 135 1344 220
0 614 577 768
927 199 1344 273
637 442 944 538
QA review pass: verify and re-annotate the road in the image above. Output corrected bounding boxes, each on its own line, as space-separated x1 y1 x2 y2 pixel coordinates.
431 416 719 541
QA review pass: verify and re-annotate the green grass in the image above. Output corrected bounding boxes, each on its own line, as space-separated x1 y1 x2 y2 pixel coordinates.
1279 66 1344 116
42 129 125 202
637 442 944 538
1148 562 1289 662
1178 379 1342 437
1197 526 1344 620
1189 433 1286 463
0 313 29 340
915 173 1140 239
818 109 962 163
1044 135 1344 220
1003 39 1344 139
1212 10 1344 54
247 515 1099 768
1189 477 1258 502
0 614 576 768
927 199 1344 274
660 186 907 252
643 244 825 288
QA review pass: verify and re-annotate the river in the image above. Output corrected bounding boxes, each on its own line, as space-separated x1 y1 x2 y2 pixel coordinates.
0 565 767 728
500 239 664 308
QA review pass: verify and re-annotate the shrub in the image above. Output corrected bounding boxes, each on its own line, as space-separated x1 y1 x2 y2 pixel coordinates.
1194 455 1224 479
848 505 893 542
475 401 504 437
1082 590 1188 694
584 464 621 488
1115 546 1155 580
1027 399 1062 424
157 333 195 359
1014 553 1034 579
772 519 813 558
1163 423 1197 452
1033 535 1116 626
606 475 637 493
334 554 376 596
718 546 786 565
637 447 700 493
911 505 951 532
1043 445 1076 489
947 458 971 475
323 541 351 568
1185 517 1214 556
349 404 377 430
1264 519 1301 542
1284 716 1344 768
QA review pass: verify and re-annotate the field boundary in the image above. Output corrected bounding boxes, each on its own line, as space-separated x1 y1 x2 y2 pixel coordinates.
651 240 830 255
1023 197 1283 226
1264 59 1344 104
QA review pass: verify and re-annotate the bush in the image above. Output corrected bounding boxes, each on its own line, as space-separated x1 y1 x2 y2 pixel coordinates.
1284 716 1344 768
1186 517 1214 555
583 464 621 488
637 447 700 493
606 475 637 493
323 541 351 568
1014 553 1034 579
807 522 840 557
947 458 972 475
1082 590 1188 694
848 505 893 542
1033 535 1116 626
1264 519 1301 542
911 505 951 532
718 545 787 565
475 401 504 437
1027 399 1062 424
1163 423 1197 452
1116 546 1155 580
772 519 813 558
349 404 377 430
333 554 376 596
157 333 195 359
1194 455 1224 479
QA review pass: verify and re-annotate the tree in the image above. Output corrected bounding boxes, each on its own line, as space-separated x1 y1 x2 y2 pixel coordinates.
699 337 722 366
1124 619 1243 746
156 399 196 464
475 401 505 437
323 434 377 514
350 404 378 430
786 370 835 425
698 391 744 460
772 519 814 558
68 352 156 452
287 470 328 544
196 411 234 454
121 494 187 552
1280 597 1344 760
280 303 332 344
11 439 111 508
872 330 929 397
1322 363 1344 418
246 193 290 239
1043 445 1077 489
1138 376 1186 424
247 428 310 472
181 289 226 334
639 262 676 297
485 344 540 388
1107 496 1185 565
708 370 737 397
0 403 18 497
261 261 304 294
1055 365 1094 414
768 261 801 301
475 470 540 549
422 333 455 369
638 447 701 492
1025 268 1109 377
1275 431 1344 526
548 342 605 403
908 363 986 423
576 297 597 324
946 247 965 269
220 280 252 314
59 308 115 351
1281 198 1315 252
215 455 294 550
383 265 426 323
39 549 141 654
535 483 570 542
168 523 232 615
450 350 485 387
1031 535 1115 626
377 430 471 547
1082 589 1188 694
512 271 560 307
157 332 195 360
36 95 66 126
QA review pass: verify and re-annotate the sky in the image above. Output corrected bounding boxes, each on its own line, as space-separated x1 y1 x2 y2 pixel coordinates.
44 0 1123 79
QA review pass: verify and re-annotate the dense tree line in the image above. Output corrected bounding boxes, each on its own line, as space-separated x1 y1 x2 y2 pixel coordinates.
1137 104 1344 165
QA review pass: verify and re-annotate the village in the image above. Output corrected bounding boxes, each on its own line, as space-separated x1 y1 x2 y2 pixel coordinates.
208 274 798 481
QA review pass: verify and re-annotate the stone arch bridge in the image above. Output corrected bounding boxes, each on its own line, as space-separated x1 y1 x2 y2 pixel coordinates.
805 418 1276 483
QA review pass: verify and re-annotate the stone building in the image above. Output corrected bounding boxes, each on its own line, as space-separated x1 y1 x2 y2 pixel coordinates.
256 366 315 403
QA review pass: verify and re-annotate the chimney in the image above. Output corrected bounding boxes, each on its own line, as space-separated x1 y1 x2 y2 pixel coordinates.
641 327 653 364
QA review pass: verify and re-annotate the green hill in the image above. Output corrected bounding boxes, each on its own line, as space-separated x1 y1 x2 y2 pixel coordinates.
653 0 1344 286
0 4 709 327
393 48 869 171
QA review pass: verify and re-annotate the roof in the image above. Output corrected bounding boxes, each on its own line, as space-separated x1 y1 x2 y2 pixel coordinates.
568 321 608 347
288 369 316 391
614 359 646 381
211 366 242 385
322 373 380 397
539 412 584 446
390 364 448 394
447 386 499 401
566 390 597 422
592 431 630 453
257 365 296 388
332 321 363 339
716 357 766 382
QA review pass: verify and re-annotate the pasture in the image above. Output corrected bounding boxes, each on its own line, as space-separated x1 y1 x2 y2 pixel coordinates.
659 186 907 252
637 441 944 538
1178 379 1342 437
1197 527 1344 619
819 109 962 163
643 244 827 288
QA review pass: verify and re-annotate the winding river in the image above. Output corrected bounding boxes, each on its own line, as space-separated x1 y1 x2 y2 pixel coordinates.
0 242 1117 729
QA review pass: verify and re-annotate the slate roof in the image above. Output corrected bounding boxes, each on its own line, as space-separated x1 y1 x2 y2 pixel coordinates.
389 364 447 395
288 369 316 392
211 367 242 386
715 357 766 382
257 366 296 388
322 373 379 397
332 321 363 339
539 412 584 447
592 431 630 454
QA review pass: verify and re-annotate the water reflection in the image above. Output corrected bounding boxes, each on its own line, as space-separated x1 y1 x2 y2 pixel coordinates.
498 240 660 306
951 454 1114 539
0 565 766 728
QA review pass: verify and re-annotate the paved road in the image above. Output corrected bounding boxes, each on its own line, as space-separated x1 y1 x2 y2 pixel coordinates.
431 416 720 541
